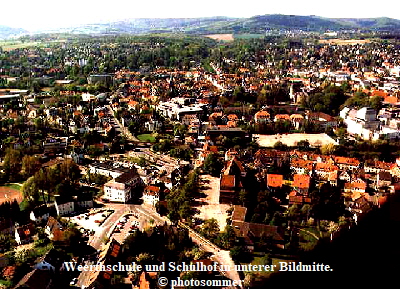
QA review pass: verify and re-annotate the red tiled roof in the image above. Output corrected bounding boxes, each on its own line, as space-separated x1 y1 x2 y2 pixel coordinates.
144 186 160 196
293 174 311 189
334 156 360 166
221 175 235 189
267 174 283 187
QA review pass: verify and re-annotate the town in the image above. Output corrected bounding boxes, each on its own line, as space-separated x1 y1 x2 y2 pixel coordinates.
0 26 400 289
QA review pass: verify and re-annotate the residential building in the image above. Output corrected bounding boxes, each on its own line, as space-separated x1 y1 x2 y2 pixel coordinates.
142 186 161 206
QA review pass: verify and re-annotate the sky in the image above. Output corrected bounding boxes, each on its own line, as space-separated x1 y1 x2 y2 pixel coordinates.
1 0 400 31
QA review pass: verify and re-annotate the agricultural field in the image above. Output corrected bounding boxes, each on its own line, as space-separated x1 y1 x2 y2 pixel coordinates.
204 34 234 41
318 38 372 45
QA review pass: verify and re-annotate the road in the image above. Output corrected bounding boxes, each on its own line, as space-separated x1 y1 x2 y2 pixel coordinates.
106 104 139 142
77 204 242 289
77 205 127 287
130 205 243 289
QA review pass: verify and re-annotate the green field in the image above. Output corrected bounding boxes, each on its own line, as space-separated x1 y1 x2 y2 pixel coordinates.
136 134 156 142
0 41 43 51
234 33 265 39
3 183 22 191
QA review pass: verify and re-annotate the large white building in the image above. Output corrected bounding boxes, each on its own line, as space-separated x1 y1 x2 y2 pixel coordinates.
341 106 400 140
341 107 380 140
104 181 131 203
103 169 142 203
156 98 205 120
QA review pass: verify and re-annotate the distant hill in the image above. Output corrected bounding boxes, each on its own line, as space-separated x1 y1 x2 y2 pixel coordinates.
0 25 28 39
26 14 400 36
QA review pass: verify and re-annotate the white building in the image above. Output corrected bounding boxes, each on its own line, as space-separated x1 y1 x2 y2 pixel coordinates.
142 186 160 206
55 197 75 216
102 169 142 203
103 181 131 203
341 107 380 140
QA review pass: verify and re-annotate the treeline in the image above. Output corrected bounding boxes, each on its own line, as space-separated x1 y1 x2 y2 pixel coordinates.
22 159 81 204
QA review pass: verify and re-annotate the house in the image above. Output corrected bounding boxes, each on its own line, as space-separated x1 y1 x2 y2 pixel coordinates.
231 205 247 223
89 161 131 179
223 157 247 178
364 160 394 174
274 114 290 122
254 149 290 170
288 191 311 205
54 196 75 216
341 107 380 140
103 168 142 203
30 204 55 223
292 174 311 195
339 171 352 182
232 221 285 251
314 163 339 180
133 271 158 289
231 205 284 251
103 181 131 203
254 110 270 123
220 175 241 204
290 159 313 175
45 217 65 242
290 114 304 129
334 156 360 171
266 174 283 188
142 186 161 206
344 179 367 194
75 194 94 209
377 171 392 188
15 224 35 245
306 112 338 128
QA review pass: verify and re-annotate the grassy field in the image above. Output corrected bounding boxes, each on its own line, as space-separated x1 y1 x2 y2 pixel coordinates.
136 134 156 142
0 41 43 51
234 33 265 39
3 183 22 191
249 255 296 278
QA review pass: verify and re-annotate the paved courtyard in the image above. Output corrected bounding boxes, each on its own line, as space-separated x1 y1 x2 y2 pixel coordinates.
195 175 231 232
254 133 337 147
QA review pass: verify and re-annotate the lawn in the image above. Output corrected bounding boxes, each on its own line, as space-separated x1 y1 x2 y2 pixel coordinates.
249 255 295 278
234 33 265 39
136 134 156 143
0 41 42 51
3 183 22 191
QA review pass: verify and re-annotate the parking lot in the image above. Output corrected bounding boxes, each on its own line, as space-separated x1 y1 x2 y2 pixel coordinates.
68 208 114 235
109 213 143 243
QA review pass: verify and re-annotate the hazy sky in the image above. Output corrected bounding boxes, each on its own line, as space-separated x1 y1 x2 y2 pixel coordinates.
2 0 399 31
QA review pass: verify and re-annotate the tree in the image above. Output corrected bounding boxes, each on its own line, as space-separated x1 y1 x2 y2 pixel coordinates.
320 143 337 155
261 253 273 266
2 148 23 182
219 225 236 249
21 155 41 179
273 141 288 151
22 176 40 202
203 153 223 177
200 218 220 240
0 233 17 252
